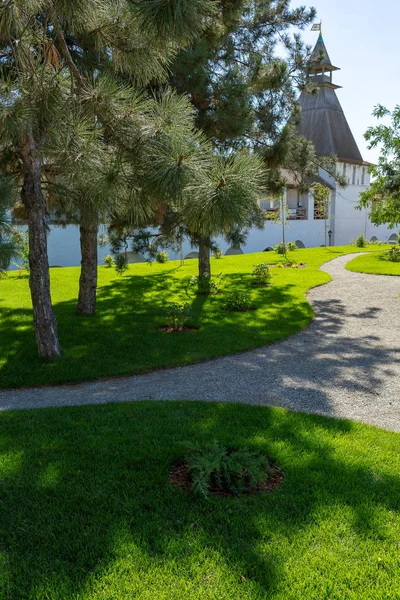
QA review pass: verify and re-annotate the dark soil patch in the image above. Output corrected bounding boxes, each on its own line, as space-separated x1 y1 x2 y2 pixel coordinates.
169 460 284 497
158 326 199 333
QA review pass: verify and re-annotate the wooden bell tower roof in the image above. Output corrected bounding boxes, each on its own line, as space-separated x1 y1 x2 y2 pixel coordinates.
297 34 364 165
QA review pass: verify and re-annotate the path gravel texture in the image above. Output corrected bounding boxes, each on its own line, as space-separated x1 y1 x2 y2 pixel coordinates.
1 254 400 431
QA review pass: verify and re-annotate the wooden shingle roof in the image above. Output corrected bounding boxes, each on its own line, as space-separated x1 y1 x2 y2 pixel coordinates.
297 36 363 165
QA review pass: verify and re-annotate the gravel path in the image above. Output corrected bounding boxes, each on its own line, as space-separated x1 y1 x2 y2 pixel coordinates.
1 253 400 431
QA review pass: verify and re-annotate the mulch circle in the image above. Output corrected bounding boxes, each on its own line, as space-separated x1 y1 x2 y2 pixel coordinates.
158 326 199 333
169 460 284 497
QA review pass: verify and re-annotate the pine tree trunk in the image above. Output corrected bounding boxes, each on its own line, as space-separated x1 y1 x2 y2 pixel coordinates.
198 236 211 278
21 135 61 360
76 223 98 315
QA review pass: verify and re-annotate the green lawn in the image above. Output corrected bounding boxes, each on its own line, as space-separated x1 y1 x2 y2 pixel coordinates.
346 250 400 276
0 245 382 390
0 401 399 599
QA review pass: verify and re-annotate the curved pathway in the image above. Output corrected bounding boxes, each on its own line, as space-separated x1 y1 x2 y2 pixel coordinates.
1 254 400 431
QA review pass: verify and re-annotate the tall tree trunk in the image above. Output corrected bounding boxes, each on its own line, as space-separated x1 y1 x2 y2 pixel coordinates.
198 236 211 278
76 222 98 315
21 135 61 360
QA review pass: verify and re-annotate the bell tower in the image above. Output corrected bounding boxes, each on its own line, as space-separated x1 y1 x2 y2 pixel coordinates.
298 33 363 165
308 34 341 90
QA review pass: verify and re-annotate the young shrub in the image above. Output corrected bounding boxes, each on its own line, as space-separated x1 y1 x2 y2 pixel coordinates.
163 302 192 331
384 246 400 262
274 241 287 255
287 241 297 251
103 254 114 268
252 262 271 286
187 274 222 296
115 253 128 275
222 291 252 312
353 234 368 248
212 247 223 259
156 251 169 264
184 441 271 498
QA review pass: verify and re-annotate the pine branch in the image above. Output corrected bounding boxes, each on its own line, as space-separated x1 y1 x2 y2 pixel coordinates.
48 2 86 91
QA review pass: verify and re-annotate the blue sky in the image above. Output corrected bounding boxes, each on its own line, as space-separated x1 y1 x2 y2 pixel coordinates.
291 0 400 163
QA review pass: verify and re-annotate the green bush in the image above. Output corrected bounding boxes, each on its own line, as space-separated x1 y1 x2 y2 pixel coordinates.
163 302 192 331
384 246 400 262
353 234 368 248
212 248 223 259
252 262 271 286
184 440 271 498
274 241 297 254
274 241 287 254
156 251 169 264
187 274 222 296
222 291 252 312
103 255 114 268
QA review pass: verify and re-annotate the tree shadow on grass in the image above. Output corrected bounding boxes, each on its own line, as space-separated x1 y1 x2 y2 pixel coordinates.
0 269 307 389
0 401 398 598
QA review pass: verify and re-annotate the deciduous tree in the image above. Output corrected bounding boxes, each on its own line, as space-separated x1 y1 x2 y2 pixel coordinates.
358 105 400 228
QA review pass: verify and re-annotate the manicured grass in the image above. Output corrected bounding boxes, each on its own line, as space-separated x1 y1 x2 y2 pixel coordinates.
0 245 379 389
346 250 400 276
0 401 399 599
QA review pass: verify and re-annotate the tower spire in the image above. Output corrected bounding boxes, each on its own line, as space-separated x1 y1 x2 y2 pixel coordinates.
297 33 364 164
309 31 340 86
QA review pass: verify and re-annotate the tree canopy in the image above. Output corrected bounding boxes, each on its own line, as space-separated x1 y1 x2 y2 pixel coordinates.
0 0 221 357
169 0 316 151
358 105 400 228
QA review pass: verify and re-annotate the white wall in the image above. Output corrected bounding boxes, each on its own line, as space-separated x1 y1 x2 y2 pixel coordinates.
333 172 395 245
11 173 398 269
10 224 113 269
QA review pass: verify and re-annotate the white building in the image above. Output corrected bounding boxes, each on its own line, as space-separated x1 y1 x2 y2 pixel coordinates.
35 34 395 268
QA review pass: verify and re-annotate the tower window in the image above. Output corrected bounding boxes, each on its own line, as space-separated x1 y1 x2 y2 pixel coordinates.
352 166 356 185
361 167 366 185
343 163 347 177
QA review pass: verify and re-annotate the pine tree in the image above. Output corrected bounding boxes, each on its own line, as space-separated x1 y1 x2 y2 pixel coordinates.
111 110 266 280
0 0 217 356
169 0 316 150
